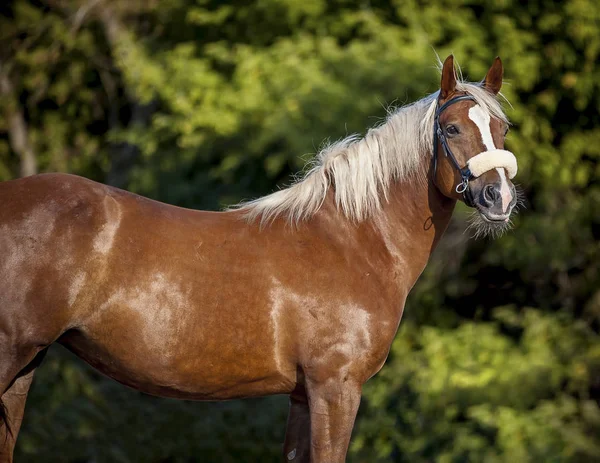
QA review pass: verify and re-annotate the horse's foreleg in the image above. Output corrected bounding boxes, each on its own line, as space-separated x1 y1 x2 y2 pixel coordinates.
283 392 311 462
0 370 35 463
306 378 361 463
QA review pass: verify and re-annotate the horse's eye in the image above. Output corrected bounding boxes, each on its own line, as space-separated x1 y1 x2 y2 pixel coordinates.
446 125 459 135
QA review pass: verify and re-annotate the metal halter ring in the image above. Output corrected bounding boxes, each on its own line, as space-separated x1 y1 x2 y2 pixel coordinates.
455 178 469 194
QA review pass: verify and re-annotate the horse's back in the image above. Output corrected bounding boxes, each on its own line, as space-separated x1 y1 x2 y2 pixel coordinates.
0 172 235 327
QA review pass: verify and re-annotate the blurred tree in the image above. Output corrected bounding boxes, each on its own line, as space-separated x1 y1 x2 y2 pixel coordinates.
0 0 596 461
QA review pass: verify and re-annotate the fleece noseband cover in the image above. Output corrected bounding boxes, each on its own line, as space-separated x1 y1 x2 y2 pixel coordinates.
467 149 518 179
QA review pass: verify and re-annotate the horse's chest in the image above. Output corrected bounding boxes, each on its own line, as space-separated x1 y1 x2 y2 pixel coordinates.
279 294 402 382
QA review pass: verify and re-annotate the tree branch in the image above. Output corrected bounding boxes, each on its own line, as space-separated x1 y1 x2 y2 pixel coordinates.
0 63 38 177
97 4 155 189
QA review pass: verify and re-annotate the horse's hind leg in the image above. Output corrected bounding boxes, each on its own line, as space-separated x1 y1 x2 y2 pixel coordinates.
0 348 46 463
283 392 311 462
0 370 36 463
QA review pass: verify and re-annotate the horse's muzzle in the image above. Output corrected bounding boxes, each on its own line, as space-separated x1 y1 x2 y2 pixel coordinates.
474 181 517 221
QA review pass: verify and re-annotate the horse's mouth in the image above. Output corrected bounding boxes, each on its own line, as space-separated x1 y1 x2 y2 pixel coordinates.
478 211 511 223
467 206 514 239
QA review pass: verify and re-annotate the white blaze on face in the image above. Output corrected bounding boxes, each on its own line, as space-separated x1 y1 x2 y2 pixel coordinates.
495 167 511 212
468 105 513 212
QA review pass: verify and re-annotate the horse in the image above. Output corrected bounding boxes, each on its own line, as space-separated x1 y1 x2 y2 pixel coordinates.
0 55 518 462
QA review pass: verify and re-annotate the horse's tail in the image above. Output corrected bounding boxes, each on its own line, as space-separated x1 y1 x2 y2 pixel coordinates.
0 397 11 438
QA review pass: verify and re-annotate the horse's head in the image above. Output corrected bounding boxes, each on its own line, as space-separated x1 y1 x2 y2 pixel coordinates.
433 55 518 237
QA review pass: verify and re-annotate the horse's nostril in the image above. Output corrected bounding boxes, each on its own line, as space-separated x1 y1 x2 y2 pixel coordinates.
482 184 499 206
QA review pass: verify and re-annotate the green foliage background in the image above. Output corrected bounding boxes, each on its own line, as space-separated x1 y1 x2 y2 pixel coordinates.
1 0 599 461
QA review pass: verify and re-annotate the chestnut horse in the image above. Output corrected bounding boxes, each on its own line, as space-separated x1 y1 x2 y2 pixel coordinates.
0 56 518 462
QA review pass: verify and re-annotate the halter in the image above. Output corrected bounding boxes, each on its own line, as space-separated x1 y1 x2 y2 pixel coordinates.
432 94 478 196
432 94 518 207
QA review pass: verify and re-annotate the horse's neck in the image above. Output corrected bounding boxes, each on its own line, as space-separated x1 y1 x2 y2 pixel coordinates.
362 159 456 291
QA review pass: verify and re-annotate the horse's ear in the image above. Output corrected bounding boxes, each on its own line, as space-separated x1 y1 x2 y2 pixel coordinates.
483 56 503 95
440 55 457 100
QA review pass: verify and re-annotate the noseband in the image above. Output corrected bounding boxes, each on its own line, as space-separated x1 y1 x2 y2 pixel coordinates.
432 94 518 207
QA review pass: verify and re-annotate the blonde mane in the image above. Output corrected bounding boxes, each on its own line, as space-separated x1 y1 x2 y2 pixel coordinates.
236 81 508 225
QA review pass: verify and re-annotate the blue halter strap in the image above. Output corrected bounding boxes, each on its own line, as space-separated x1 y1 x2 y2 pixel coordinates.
432 95 477 198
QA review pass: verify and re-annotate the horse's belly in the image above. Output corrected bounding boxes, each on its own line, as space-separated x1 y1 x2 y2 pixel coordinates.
60 317 297 401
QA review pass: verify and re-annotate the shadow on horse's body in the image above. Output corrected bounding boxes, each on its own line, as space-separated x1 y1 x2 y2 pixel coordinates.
0 56 518 462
